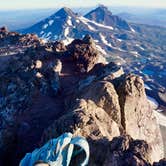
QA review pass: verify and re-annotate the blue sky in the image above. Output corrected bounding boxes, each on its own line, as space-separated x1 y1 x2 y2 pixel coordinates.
0 0 166 9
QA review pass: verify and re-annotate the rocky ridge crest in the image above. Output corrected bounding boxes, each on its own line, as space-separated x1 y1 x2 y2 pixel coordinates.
0 29 165 166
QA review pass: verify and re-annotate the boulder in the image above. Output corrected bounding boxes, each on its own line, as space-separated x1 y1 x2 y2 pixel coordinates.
80 81 121 124
67 35 99 72
71 135 152 166
153 158 166 166
42 99 120 144
102 135 152 166
53 41 66 52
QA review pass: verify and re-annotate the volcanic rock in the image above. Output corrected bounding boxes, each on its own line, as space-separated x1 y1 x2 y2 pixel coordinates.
52 41 66 52
0 29 164 165
84 5 132 31
117 74 164 162
67 35 99 72
153 158 166 166
42 69 164 164
42 99 120 143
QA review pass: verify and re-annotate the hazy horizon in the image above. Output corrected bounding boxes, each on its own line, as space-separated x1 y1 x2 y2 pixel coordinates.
0 0 166 10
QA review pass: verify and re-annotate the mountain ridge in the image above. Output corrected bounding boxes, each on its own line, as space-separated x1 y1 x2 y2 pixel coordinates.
18 7 166 112
84 5 132 31
0 29 165 165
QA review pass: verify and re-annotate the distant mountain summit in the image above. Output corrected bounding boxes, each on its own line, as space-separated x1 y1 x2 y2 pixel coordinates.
84 5 132 31
21 7 79 43
21 6 135 45
55 7 76 18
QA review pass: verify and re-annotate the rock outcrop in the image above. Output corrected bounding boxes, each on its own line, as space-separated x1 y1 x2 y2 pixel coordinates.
88 135 152 166
67 35 99 73
117 74 164 162
52 41 66 52
42 64 164 163
84 5 132 31
0 29 164 165
42 99 120 143
153 159 166 166
0 40 61 164
0 28 41 47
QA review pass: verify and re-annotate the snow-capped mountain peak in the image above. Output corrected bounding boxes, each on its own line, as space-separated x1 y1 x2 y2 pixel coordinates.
84 5 132 31
20 6 136 49
54 7 77 18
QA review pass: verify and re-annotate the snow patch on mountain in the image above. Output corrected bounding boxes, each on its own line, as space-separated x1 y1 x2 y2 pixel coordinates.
64 27 69 37
67 16 72 26
99 33 112 47
144 84 152 90
136 44 145 50
54 35 58 40
99 34 127 53
117 38 123 42
42 23 48 29
130 51 139 57
40 31 44 35
46 32 52 37
54 16 61 19
130 27 136 33
147 96 159 110
76 19 80 23
48 20 54 26
79 16 96 31
154 111 166 127
91 20 114 30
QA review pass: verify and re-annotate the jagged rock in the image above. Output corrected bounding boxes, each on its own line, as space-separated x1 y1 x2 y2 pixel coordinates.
71 135 152 166
53 59 62 74
80 81 121 124
67 35 99 72
0 27 41 47
0 26 8 33
0 29 165 165
42 67 164 164
41 61 61 95
102 135 152 166
0 42 62 164
117 74 164 162
153 158 166 166
52 41 66 52
35 60 43 69
42 99 120 143
90 62 124 80
84 5 132 31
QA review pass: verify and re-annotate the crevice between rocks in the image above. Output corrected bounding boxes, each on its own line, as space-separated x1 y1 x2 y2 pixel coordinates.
111 78 126 134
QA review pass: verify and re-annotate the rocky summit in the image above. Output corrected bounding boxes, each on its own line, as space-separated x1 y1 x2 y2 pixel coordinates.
20 6 166 114
0 28 165 166
84 5 132 31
